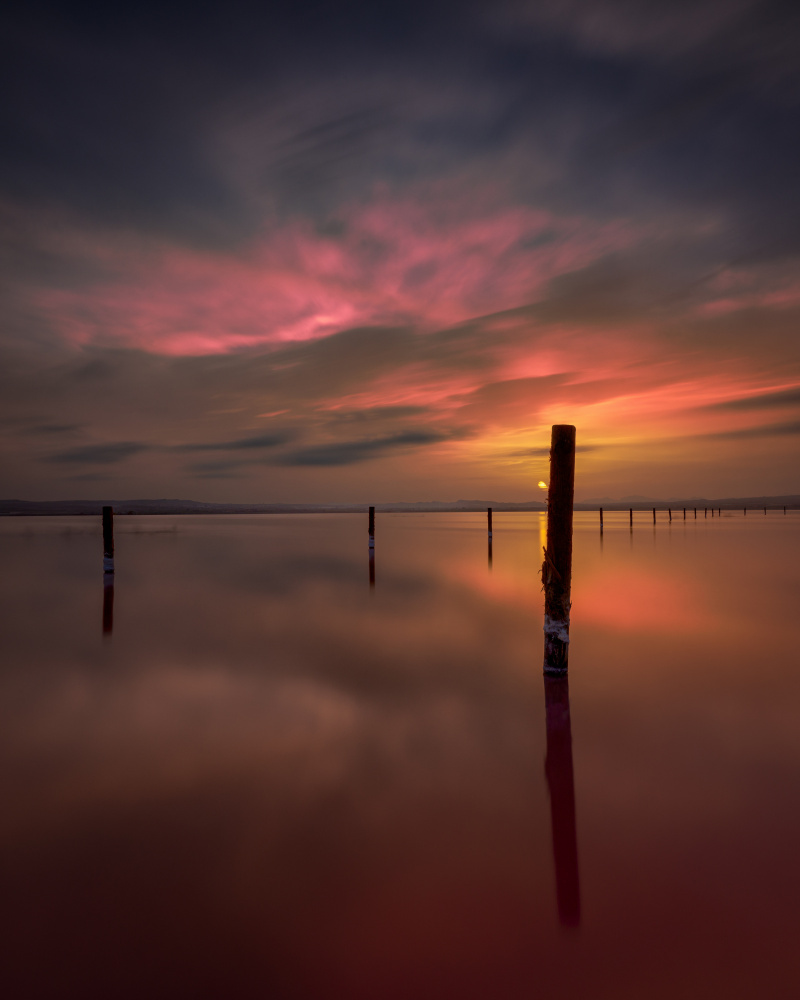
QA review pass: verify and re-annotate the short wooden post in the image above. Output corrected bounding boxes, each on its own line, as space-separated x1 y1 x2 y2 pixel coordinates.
764 507 767 515
652 507 656 524
542 425 575 677
102 506 114 573
629 508 633 527
544 676 580 927
488 507 493 538
744 507 746 516
694 508 697 518
599 507 603 530
704 508 707 518
683 508 686 519
101 505 114 636
368 506 375 587
668 508 672 522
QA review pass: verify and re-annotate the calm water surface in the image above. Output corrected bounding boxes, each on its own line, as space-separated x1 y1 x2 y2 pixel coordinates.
1 512 799 998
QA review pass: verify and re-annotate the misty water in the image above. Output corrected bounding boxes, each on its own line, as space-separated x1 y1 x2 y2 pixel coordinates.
1 511 799 999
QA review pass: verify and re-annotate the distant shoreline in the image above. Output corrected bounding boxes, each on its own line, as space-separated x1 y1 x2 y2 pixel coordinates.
2 496 799 516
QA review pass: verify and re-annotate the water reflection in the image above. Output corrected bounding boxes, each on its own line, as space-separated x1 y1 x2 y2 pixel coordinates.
369 546 375 588
102 573 114 636
544 676 580 928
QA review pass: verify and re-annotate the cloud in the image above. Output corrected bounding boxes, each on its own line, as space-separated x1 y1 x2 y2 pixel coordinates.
277 429 472 467
45 441 149 464
704 419 800 440
175 432 294 452
709 386 800 411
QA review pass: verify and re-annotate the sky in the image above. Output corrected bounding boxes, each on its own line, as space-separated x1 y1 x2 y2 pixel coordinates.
1 0 799 502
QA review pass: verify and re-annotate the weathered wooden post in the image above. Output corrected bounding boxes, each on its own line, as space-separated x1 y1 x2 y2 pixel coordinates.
542 425 575 677
544 675 580 927
368 506 375 588
102 505 114 573
102 505 114 636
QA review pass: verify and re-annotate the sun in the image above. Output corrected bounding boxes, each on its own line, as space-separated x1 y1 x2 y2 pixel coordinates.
538 481 548 489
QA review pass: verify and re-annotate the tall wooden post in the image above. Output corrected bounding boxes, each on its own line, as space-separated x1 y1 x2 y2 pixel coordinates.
544 676 580 927
542 425 575 677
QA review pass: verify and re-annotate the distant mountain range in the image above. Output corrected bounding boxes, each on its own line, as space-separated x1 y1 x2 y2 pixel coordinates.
2 495 799 515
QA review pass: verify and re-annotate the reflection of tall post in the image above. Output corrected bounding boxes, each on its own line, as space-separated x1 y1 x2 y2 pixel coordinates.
544 675 580 927
368 506 375 588
102 505 114 636
542 425 575 676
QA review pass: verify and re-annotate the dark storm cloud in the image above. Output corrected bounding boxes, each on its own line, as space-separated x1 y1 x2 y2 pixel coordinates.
45 441 149 464
278 429 472 467
709 386 800 411
3 0 798 265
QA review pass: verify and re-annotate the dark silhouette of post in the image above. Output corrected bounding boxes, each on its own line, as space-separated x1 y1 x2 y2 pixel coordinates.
744 507 746 516
694 508 697 518
102 505 114 636
764 507 767 515
652 507 656 524
668 508 672 522
488 507 493 538
599 507 603 531
683 508 686 519
704 508 707 518
542 425 575 677
629 508 633 528
102 505 114 572
368 506 375 588
102 575 114 635
544 675 580 927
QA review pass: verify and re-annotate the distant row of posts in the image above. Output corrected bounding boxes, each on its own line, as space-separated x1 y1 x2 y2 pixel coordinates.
599 504 787 528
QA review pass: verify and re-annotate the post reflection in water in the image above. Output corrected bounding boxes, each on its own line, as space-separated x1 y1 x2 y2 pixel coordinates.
102 573 114 636
368 547 375 588
488 535 493 569
544 675 581 928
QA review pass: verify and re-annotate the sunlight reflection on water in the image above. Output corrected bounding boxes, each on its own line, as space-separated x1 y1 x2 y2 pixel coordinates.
0 512 799 999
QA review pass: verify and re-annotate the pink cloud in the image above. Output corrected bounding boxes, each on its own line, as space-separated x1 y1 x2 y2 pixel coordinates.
35 189 638 356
